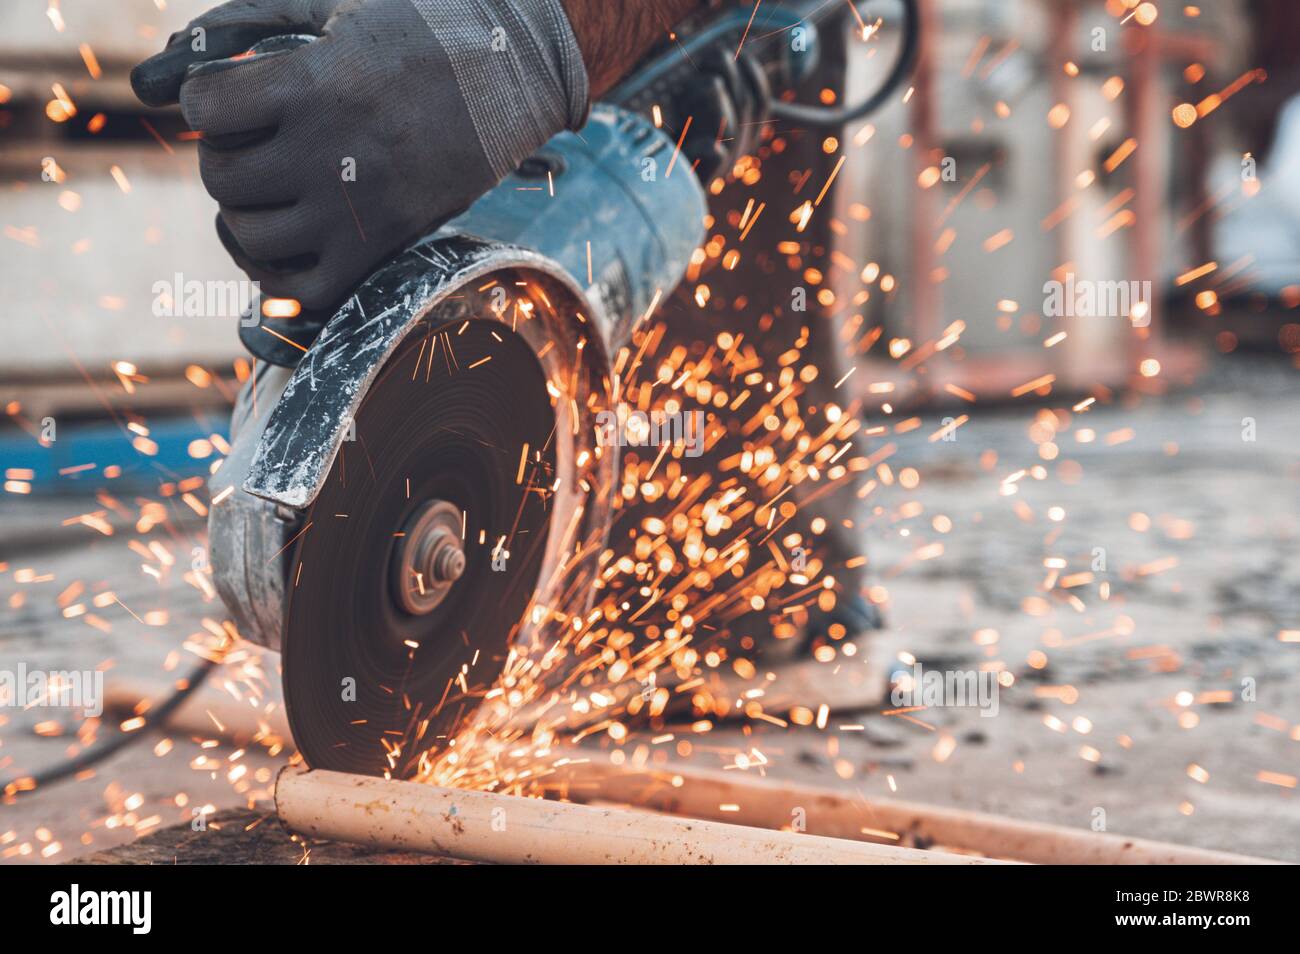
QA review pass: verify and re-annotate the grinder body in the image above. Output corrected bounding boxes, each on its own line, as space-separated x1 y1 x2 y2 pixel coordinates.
208 105 704 774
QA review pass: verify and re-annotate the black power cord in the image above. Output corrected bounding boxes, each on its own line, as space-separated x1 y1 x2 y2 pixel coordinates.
768 0 921 127
1 657 217 798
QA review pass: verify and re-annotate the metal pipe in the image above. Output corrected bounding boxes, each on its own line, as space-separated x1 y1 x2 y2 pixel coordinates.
275 766 1001 865
557 758 1276 865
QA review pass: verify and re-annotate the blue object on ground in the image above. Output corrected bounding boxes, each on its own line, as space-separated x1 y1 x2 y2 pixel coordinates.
0 417 226 493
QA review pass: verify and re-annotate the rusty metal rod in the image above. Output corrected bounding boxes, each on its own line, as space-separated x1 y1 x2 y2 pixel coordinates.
104 682 291 742
556 759 1275 865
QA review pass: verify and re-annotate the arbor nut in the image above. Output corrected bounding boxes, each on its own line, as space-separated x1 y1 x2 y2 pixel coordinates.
393 500 465 616
427 534 466 583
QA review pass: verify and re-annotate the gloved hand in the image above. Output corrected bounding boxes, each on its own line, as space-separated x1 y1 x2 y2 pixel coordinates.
132 0 589 312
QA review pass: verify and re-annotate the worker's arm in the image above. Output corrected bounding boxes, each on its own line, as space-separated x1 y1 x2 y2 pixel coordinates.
131 0 706 313
562 0 708 96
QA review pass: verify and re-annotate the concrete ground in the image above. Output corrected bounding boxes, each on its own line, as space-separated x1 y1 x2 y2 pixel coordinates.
723 355 1300 861
1 355 1296 863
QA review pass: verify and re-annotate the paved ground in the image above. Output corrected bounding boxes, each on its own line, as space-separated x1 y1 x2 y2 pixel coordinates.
853 355 1300 860
2 355 1296 863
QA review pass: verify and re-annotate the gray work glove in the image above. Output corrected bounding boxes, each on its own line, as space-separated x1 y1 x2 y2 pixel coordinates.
132 0 589 312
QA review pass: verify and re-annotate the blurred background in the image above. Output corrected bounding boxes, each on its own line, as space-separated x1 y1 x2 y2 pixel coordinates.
1 0 1296 862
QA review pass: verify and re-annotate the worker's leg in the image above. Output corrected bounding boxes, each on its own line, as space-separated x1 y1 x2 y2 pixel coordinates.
713 7 879 657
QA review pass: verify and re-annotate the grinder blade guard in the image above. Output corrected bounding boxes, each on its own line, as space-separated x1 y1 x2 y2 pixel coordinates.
209 104 706 777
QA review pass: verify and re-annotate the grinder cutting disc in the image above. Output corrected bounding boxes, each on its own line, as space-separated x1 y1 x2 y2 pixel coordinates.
282 320 557 777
